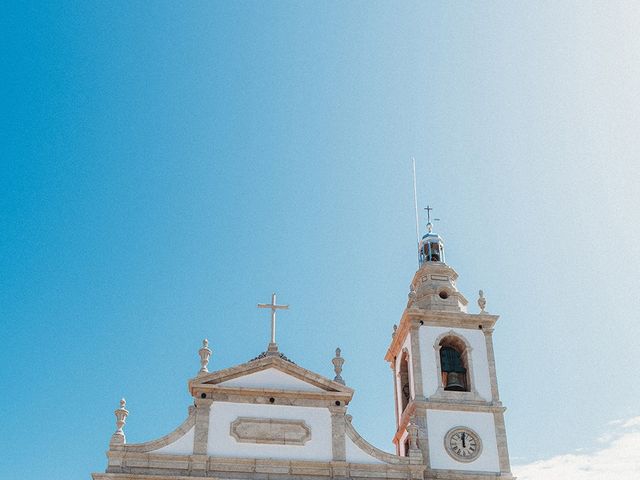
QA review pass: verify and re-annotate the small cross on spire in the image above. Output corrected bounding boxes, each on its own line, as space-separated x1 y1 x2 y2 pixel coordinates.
424 205 434 223
424 205 440 233
257 292 289 353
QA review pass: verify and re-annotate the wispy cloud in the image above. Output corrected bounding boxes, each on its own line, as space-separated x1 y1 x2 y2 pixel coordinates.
514 416 640 480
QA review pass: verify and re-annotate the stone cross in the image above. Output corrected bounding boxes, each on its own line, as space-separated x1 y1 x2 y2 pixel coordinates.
257 292 289 353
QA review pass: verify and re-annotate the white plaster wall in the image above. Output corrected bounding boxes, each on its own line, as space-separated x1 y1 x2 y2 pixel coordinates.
426 410 499 473
345 436 384 464
207 402 332 460
150 426 194 455
218 368 324 392
419 326 492 401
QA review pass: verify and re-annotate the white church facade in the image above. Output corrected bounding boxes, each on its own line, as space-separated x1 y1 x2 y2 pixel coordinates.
92 220 513 480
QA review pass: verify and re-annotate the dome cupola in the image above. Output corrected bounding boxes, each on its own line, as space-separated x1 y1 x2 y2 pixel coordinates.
419 221 445 265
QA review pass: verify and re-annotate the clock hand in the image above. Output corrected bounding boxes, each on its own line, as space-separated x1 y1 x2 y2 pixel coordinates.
461 432 466 448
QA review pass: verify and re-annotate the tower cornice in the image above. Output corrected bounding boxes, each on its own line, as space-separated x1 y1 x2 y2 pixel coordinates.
385 309 499 362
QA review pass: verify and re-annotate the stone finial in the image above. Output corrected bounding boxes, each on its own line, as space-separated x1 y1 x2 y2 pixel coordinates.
332 348 345 385
408 284 416 304
392 324 398 339
198 339 212 375
407 421 419 450
407 418 424 464
478 290 487 313
110 398 129 446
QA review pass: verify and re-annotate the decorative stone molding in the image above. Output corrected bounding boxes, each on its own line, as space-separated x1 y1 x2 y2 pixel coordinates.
189 354 354 403
113 409 196 453
97 453 440 480
345 416 411 465
230 417 312 445
385 309 498 364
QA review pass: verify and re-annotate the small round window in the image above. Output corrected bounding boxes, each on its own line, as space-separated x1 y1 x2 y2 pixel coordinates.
439 290 449 299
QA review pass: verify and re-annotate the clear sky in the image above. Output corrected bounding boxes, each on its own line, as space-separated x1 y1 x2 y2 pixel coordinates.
2 2 640 479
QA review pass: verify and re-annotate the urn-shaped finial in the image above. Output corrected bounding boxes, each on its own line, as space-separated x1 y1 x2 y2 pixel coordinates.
407 420 419 450
198 339 212 375
478 289 487 313
110 398 129 446
406 418 424 464
392 324 398 339
332 347 345 385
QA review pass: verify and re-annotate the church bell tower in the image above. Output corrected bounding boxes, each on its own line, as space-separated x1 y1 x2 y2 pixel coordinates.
385 215 513 478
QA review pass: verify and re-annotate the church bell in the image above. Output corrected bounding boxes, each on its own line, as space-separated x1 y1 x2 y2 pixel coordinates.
444 371 466 391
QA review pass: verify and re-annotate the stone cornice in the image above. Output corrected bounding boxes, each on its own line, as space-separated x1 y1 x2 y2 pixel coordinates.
419 399 505 413
429 469 514 479
97 452 427 479
385 310 499 362
199 387 353 405
189 355 353 400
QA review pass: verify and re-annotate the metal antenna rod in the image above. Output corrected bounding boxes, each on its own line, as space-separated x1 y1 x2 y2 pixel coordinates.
412 158 421 268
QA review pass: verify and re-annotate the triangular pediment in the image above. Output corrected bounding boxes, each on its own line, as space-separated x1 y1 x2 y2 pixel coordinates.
188 353 353 399
218 367 325 392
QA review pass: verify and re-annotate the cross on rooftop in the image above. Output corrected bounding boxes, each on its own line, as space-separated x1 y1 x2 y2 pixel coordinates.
257 292 289 353
424 205 434 223
424 205 440 232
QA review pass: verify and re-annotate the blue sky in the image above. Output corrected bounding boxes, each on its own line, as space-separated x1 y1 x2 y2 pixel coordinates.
2 2 640 479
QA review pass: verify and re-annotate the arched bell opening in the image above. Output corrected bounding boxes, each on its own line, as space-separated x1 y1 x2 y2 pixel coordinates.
399 351 411 413
438 336 470 392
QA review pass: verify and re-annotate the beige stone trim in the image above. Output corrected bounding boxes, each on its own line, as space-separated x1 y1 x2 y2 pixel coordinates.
229 416 311 445
193 384 352 403
95 470 513 480
345 416 411 465
412 406 430 468
482 327 500 403
199 391 348 408
111 410 195 454
427 470 514 480
386 309 498 363
419 400 505 413
493 410 512 474
192 398 212 456
189 355 353 398
96 452 428 479
408 327 424 399
330 406 346 461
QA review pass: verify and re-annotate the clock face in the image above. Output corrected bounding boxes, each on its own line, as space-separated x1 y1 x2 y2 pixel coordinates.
444 427 482 462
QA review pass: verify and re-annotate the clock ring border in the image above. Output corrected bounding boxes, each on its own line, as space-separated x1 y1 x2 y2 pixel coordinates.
443 426 483 463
